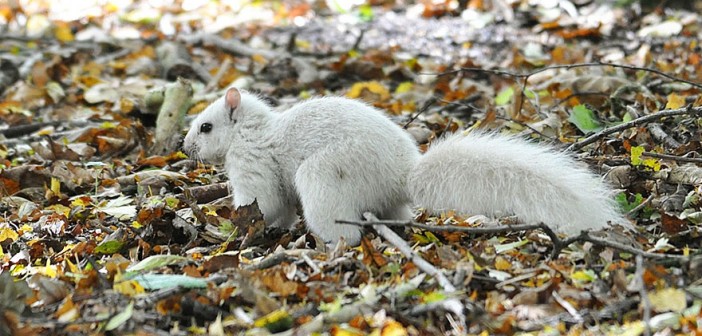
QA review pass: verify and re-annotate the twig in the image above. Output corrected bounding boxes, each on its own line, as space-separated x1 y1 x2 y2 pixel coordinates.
338 218 688 261
636 255 652 336
403 96 437 129
647 123 682 149
641 152 702 164
560 231 687 260
361 213 456 292
434 62 702 90
350 29 365 51
361 213 468 331
204 58 232 92
301 252 322 276
552 291 584 323
567 104 700 151
337 218 543 234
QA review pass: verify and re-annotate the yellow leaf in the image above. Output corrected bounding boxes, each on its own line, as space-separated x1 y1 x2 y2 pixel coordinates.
643 158 661 171
665 93 685 110
346 81 391 102
395 82 413 94
11 264 26 276
65 258 79 274
630 146 644 165
131 220 142 229
43 259 58 278
112 274 145 296
253 309 293 331
494 256 512 271
56 296 79 323
51 177 61 194
380 320 408 336
46 204 71 217
649 288 687 312
54 23 74 43
571 270 596 283
19 224 33 234
252 54 267 64
114 279 145 296
299 90 311 99
334 327 364 336
71 198 90 207
295 39 311 50
0 227 19 242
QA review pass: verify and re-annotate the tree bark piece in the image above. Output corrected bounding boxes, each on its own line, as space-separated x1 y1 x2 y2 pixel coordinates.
149 78 193 156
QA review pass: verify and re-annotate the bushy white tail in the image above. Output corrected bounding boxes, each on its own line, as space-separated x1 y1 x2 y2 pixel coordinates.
407 132 628 234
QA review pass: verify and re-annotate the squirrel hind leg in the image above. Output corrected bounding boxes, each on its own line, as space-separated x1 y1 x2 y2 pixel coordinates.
293 152 368 246
294 183 363 245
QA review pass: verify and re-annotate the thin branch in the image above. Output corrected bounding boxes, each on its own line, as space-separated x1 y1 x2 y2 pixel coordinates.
338 218 688 261
337 218 543 234
204 57 232 92
552 291 584 323
426 63 702 143
432 62 702 90
627 195 654 217
403 96 437 129
361 213 456 292
559 231 687 260
636 255 652 336
361 213 468 330
567 104 700 151
641 151 702 164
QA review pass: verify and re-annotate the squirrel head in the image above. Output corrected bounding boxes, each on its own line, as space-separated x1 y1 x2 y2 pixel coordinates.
183 87 246 164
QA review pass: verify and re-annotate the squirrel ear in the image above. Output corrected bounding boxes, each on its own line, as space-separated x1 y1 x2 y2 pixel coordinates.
224 88 241 121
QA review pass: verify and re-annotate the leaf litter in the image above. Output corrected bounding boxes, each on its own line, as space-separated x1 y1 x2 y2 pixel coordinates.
0 0 702 334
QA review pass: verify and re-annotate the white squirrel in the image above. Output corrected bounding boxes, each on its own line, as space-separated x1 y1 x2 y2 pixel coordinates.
183 87 627 245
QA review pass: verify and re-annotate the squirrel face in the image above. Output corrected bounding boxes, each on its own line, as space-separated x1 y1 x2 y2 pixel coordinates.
183 88 242 164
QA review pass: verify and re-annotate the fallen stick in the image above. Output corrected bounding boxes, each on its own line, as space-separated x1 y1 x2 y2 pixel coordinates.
149 78 193 156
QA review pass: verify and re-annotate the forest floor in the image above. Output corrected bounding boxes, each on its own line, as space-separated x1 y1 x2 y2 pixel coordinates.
1 0 702 335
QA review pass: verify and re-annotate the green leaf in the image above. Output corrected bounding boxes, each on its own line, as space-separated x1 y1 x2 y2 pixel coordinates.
422 291 447 303
254 309 293 333
495 87 514 106
126 255 190 273
132 274 208 290
616 193 644 213
622 111 634 122
94 240 124 255
494 239 528 254
571 269 597 283
358 4 374 22
105 302 133 331
568 105 603 133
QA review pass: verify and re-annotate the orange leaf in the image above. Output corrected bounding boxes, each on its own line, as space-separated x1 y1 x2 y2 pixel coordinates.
661 213 688 234
361 236 387 267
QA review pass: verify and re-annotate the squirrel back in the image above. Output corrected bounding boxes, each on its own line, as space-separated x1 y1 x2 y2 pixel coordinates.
184 88 628 244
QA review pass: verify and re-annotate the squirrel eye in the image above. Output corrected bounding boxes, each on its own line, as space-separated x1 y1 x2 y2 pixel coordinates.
200 123 213 133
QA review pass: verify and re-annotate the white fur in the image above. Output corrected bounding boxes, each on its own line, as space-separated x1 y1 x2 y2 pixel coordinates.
184 89 626 245
407 132 628 234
